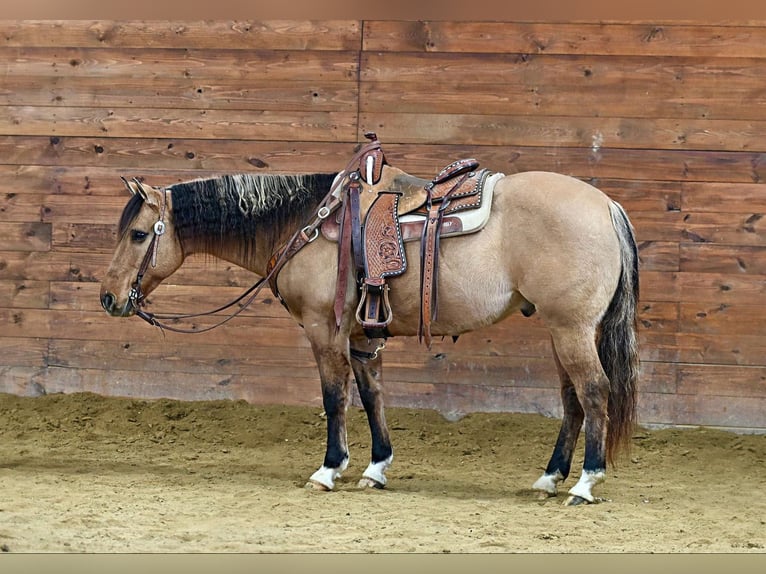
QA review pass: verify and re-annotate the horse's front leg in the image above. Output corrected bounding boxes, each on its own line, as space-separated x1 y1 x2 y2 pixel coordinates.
350 336 393 489
306 339 353 491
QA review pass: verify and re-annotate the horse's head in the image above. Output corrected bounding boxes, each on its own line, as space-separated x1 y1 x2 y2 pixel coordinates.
100 178 184 317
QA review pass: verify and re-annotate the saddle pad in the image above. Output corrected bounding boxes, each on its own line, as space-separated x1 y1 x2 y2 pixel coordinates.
397 171 504 241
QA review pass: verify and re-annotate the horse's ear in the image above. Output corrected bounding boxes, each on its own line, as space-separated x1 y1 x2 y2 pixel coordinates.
121 176 137 195
130 178 160 207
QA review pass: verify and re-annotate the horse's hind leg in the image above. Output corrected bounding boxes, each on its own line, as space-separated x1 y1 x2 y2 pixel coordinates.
350 337 394 489
538 326 610 505
532 337 584 499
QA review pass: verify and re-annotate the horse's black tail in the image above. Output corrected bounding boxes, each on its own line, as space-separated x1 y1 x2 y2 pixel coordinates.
600 201 640 465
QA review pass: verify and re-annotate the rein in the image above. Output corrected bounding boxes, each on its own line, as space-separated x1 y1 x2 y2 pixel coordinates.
128 137 384 334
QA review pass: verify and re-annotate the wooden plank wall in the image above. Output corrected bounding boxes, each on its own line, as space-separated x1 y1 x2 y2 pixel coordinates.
1 20 765 432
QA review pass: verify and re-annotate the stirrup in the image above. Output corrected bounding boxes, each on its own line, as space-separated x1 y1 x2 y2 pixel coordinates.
355 281 393 330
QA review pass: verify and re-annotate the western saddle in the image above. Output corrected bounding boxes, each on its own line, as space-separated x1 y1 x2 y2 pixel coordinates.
267 133 495 347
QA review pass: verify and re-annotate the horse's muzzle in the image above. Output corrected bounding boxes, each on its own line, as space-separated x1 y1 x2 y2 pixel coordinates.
100 291 135 317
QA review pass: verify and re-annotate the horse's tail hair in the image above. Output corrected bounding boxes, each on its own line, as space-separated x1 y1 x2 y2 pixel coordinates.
600 200 640 465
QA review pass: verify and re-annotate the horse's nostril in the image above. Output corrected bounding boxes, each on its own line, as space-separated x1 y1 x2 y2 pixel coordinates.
101 292 115 312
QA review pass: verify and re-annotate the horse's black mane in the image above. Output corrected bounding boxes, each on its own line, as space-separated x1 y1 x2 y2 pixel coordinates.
118 173 337 262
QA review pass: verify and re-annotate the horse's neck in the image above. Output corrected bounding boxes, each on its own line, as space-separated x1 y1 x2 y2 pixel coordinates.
175 197 316 277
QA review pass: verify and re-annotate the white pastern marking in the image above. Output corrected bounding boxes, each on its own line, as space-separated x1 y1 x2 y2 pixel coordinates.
361 454 393 486
567 469 606 502
532 471 564 494
309 458 349 490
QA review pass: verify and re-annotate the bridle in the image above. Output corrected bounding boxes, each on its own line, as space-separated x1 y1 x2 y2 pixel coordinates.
127 185 168 311
124 137 382 335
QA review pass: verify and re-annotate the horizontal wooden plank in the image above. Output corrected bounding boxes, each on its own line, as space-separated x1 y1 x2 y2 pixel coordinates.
362 51 766 84
0 21 361 50
0 308 307 347
0 47 358 81
681 212 766 245
680 302 766 336
680 244 766 274
0 166 250 196
0 250 264 286
0 280 49 308
0 337 47 366
673 332 766 367
630 212 684 242
51 223 114 251
636 390 766 429
678 364 766 398
0 192 46 221
631 210 766 249
0 136 359 172
637 241 679 272
9 366 761 431
375 144 766 184
50 281 283 318
591 179 681 213
0 365 325 406
363 21 766 58
636 301 679 332
48 339 320 378
1 76 357 112
0 106 356 142
360 79 766 122
1 137 764 184
360 112 766 151
681 181 766 213
679 272 766 305
639 271 680 303
42 195 128 224
0 222 51 251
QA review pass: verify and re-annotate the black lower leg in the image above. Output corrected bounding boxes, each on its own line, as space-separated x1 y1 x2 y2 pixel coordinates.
351 354 392 464
321 380 348 469
581 379 609 474
545 385 584 479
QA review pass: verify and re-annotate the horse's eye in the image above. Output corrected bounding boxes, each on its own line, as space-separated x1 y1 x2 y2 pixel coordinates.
131 230 149 243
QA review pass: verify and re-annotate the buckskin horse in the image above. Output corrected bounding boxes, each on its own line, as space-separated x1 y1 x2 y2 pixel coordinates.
99 137 639 506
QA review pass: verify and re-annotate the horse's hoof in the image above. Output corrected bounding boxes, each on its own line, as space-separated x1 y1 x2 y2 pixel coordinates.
534 489 557 500
305 480 331 492
563 495 590 506
357 477 385 489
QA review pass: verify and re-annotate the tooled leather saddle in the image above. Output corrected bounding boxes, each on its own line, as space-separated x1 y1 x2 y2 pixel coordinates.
331 133 494 346
266 133 496 347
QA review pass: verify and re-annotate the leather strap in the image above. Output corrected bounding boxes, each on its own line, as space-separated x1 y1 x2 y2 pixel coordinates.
419 204 441 347
418 170 473 347
333 196 353 330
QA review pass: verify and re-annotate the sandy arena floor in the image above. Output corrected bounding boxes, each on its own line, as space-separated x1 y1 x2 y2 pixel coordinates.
1 391 764 553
